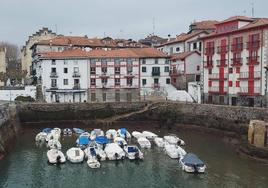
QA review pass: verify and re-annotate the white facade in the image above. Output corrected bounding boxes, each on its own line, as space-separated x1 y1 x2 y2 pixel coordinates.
0 86 36 101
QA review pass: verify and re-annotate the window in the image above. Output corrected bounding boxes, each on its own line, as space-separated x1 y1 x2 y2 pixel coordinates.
193 43 197 50
91 78 96 86
154 78 159 84
142 59 146 64
115 78 120 86
142 79 146 86
90 67 96 75
166 78 170 84
236 67 240 73
102 67 107 73
229 81 233 87
115 59 120 66
102 93 106 102
91 93 96 102
74 79 80 85
74 67 79 73
127 78 133 86
152 67 160 76
64 60 68 65
155 59 158 64
127 59 133 66
197 65 200 71
236 81 240 87
51 67 56 73
164 66 169 72
196 75 200 81
63 79 68 85
127 66 133 74
101 59 107 66
115 92 120 102
52 59 56 65
51 79 57 87
176 47 180 52
208 69 212 74
170 47 173 54
173 78 176 83
64 68 68 73
208 80 212 87
199 42 202 51
142 67 147 72
115 67 120 74
102 78 108 85
229 68 233 73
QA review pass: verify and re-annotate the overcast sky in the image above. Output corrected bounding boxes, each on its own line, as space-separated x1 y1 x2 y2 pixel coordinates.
0 0 267 47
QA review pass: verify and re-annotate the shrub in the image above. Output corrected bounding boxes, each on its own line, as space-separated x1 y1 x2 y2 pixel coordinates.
15 96 35 102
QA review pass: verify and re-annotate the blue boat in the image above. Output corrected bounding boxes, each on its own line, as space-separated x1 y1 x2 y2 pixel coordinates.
118 128 131 139
42 128 52 134
73 128 85 134
180 153 206 173
76 135 90 149
95 136 109 145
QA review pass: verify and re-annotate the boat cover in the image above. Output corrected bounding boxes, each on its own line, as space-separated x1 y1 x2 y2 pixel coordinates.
181 153 204 167
95 136 109 144
78 136 90 145
42 128 52 133
73 128 85 134
119 128 127 135
128 146 138 153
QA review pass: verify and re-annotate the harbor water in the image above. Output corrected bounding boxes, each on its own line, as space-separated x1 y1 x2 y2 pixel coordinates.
0 126 268 188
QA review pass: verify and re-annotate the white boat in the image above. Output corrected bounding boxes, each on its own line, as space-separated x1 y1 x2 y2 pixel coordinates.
63 128 72 135
179 153 206 173
164 144 186 159
106 129 117 140
131 131 144 139
114 137 127 148
142 131 158 139
117 128 131 139
124 145 143 160
47 149 66 164
35 132 47 142
104 143 125 160
46 129 61 142
81 132 90 138
87 158 101 169
84 144 106 161
137 137 151 149
90 129 104 140
47 139 62 150
154 137 164 147
53 128 61 135
164 135 185 146
66 147 84 163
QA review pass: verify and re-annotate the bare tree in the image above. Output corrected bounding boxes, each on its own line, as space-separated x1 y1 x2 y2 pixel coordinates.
0 41 19 61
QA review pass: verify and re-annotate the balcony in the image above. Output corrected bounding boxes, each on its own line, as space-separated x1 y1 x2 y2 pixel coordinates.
170 70 184 76
231 43 243 52
246 41 260 49
203 61 213 68
50 85 58 90
208 86 228 94
205 47 215 55
50 72 58 78
125 72 135 78
100 72 110 78
72 72 81 78
102 83 108 88
231 58 243 66
216 59 228 67
238 87 261 96
73 84 81 90
208 73 228 80
217 46 228 54
152 83 160 89
247 56 260 65
239 71 261 80
152 71 160 77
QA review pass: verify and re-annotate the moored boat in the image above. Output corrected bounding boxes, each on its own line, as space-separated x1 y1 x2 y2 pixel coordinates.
164 144 186 159
90 129 104 140
124 145 143 160
131 131 144 139
142 131 158 139
154 137 164 147
66 147 84 163
42 128 52 134
73 128 85 135
76 135 90 149
47 139 62 150
87 157 101 169
35 132 47 142
137 137 151 149
106 129 117 140
47 149 66 164
164 135 185 146
84 143 106 161
117 128 131 139
179 153 206 173
114 137 127 148
104 143 125 160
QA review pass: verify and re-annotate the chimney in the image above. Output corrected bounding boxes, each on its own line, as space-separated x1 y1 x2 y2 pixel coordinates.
168 34 171 41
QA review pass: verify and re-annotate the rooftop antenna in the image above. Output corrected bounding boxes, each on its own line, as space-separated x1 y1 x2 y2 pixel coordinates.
251 2 255 17
153 17 155 35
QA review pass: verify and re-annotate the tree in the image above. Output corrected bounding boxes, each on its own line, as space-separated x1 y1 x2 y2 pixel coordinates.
0 41 19 60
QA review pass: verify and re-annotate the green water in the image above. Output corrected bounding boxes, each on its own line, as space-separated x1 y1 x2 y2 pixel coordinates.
0 127 268 188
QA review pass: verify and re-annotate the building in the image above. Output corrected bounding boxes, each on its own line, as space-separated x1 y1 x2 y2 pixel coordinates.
139 34 168 47
21 28 57 78
201 16 268 107
170 51 201 90
0 47 7 86
188 20 219 34
34 48 170 103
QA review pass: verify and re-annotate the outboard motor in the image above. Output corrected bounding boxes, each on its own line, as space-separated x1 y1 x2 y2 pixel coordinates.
56 156 61 164
96 154 101 161
194 165 198 173
115 153 119 160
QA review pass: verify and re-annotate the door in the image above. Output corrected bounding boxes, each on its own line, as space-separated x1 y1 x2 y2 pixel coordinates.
248 98 254 107
231 97 237 106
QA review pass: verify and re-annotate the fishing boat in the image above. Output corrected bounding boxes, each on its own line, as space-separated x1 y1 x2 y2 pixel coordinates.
106 129 117 140
63 128 72 135
47 139 62 150
76 135 90 149
104 143 125 160
137 137 151 149
47 149 66 164
164 135 185 146
131 131 144 139
179 153 206 173
154 137 164 147
114 137 127 148
84 143 106 161
142 131 158 139
124 145 143 160
66 147 84 163
85 146 101 168
117 128 131 139
35 132 47 142
90 129 104 140
73 128 85 135
164 144 186 159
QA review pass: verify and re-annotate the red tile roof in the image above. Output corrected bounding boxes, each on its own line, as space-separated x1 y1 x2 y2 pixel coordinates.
39 48 168 59
170 51 200 61
191 20 219 30
216 16 254 24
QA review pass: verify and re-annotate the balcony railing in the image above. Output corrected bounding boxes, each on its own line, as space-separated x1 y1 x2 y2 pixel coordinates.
208 73 228 80
208 86 228 93
231 43 243 51
152 71 160 76
50 85 58 89
203 61 213 68
50 72 58 78
73 84 81 90
238 87 261 95
217 46 228 54
239 71 261 79
205 47 215 54
247 41 260 49
72 72 81 78
216 59 228 67
100 72 109 78
231 58 243 66
247 56 260 65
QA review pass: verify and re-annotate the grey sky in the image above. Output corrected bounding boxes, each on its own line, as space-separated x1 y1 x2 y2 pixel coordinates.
0 0 267 47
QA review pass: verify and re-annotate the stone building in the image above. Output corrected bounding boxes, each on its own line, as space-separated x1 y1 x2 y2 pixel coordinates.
0 47 7 86
20 27 57 78
248 120 268 148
